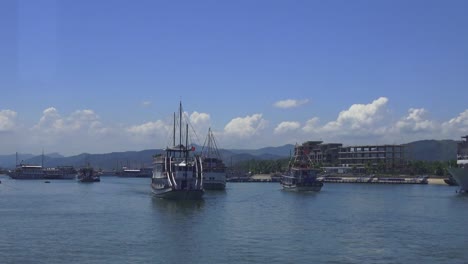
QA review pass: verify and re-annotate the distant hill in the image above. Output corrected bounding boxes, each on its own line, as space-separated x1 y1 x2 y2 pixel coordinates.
0 153 35 168
0 145 291 170
227 144 294 157
0 140 457 170
405 139 457 161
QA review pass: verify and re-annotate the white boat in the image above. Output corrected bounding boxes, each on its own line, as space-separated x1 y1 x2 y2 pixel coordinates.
8 165 45 180
448 135 468 192
151 102 204 200
201 128 226 190
281 142 323 192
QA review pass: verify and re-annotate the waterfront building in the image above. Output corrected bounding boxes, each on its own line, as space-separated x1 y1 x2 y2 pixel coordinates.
300 141 343 166
338 144 407 173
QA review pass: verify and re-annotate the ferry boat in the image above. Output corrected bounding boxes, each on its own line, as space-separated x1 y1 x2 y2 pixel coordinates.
151 102 204 200
281 142 323 192
8 165 45 179
77 166 100 182
43 166 77 180
201 128 226 190
448 135 468 192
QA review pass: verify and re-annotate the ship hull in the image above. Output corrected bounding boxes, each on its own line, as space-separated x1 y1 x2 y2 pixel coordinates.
151 184 204 200
78 177 100 183
8 174 44 180
203 171 226 190
448 167 468 191
282 181 323 192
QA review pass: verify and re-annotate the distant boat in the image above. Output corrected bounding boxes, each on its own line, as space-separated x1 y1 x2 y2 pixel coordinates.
43 166 77 180
8 165 45 180
8 152 46 179
77 166 100 183
281 142 323 192
151 102 204 200
448 135 468 192
201 128 226 190
116 167 152 178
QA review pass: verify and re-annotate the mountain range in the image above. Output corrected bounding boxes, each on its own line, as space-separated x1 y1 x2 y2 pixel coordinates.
0 139 459 170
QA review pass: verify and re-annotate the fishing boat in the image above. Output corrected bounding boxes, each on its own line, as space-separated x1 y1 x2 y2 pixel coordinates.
281 142 323 192
201 128 226 190
448 135 468 192
151 102 204 200
77 166 100 182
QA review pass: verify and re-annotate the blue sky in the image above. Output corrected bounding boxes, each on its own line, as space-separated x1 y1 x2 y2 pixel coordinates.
1 0 467 155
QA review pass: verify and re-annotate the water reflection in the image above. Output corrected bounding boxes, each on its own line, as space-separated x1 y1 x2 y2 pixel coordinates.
151 197 205 213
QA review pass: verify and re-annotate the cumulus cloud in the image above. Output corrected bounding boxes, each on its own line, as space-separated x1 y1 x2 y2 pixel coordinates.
224 114 267 138
190 112 210 128
0 109 18 132
274 99 309 109
395 108 436 133
321 97 389 133
274 121 301 134
127 120 170 136
442 109 468 136
302 117 320 133
142 101 152 107
33 107 108 136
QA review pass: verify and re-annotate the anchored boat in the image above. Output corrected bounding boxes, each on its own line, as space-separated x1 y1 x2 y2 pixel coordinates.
201 128 226 190
77 166 100 182
151 102 204 200
281 142 323 192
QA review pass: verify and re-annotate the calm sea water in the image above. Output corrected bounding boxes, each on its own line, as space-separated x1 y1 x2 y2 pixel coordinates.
1 174 468 264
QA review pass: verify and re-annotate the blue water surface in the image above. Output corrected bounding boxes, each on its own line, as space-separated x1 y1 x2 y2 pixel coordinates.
1 175 467 264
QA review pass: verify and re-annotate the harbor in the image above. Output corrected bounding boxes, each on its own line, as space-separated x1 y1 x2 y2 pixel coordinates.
1 175 467 264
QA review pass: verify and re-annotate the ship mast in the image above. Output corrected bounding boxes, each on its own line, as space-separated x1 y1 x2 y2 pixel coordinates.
179 101 182 158
173 112 176 147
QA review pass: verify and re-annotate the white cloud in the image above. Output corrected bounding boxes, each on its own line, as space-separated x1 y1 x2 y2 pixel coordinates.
302 117 320 133
142 101 151 107
322 97 389 133
274 99 309 109
190 112 210 127
274 121 301 134
442 109 468 137
2 100 468 155
395 108 435 133
33 107 107 135
127 120 170 136
224 114 267 138
0 109 18 132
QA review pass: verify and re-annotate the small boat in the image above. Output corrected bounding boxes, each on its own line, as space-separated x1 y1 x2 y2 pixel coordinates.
281 142 323 192
201 128 226 190
444 176 459 186
77 166 100 183
151 102 204 200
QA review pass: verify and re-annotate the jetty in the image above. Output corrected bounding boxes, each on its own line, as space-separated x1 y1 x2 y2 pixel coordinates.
316 174 429 184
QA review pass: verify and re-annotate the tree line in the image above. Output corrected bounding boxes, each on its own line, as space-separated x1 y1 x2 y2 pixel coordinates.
230 158 457 176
